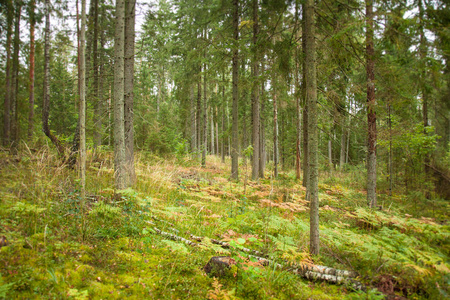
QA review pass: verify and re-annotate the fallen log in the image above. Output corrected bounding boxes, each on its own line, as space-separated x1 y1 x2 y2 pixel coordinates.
150 226 365 290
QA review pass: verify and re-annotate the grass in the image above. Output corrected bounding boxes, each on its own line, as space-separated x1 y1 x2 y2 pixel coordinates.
0 146 448 299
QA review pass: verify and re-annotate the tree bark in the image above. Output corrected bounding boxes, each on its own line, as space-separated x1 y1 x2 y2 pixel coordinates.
114 0 127 189
202 62 207 167
231 0 239 180
295 0 302 180
3 0 13 146
197 66 202 158
42 0 65 156
221 72 226 163
93 0 102 148
80 0 87 201
259 66 266 178
302 5 308 188
251 0 260 180
10 3 22 151
272 74 279 178
366 0 377 208
125 0 136 186
27 0 36 142
305 0 319 256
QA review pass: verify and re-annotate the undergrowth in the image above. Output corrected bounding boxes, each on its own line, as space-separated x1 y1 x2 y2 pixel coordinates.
0 146 448 299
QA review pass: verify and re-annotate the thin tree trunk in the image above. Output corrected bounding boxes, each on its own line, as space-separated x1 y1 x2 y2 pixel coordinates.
68 0 82 168
221 72 226 163
273 76 279 178
191 85 196 152
80 0 87 203
251 0 260 180
305 0 319 256
328 138 333 170
366 0 377 208
114 0 127 189
211 107 215 155
93 0 102 148
202 63 207 167
216 107 219 155
197 67 202 158
302 5 308 188
3 0 13 146
27 0 36 141
295 0 302 180
10 3 22 151
339 124 346 169
42 0 65 156
419 0 430 180
259 67 266 178
388 103 393 196
231 0 239 180
124 0 136 186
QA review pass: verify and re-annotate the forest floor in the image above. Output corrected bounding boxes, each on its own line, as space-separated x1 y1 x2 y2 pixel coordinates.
0 147 449 299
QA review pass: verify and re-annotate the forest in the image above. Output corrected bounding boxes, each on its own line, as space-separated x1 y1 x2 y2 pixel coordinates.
0 0 449 299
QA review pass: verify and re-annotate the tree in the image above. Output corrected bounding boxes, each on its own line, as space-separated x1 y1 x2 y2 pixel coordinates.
42 0 65 156
27 0 36 141
251 0 260 180
366 0 377 208
3 0 13 146
10 1 22 152
125 0 136 185
305 0 319 256
231 0 239 180
80 0 87 226
114 0 127 189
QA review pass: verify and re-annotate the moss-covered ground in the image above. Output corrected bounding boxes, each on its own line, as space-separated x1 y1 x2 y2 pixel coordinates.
0 148 448 299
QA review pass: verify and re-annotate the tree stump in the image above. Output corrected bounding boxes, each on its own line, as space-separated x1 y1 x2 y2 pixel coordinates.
203 256 236 277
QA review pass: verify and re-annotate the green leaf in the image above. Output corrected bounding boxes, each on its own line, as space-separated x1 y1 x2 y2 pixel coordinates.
237 238 246 245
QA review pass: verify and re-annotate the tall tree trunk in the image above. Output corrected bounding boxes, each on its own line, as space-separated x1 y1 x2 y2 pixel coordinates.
191 85 196 152
305 0 319 256
215 107 219 155
114 0 127 189
124 0 136 186
259 67 266 178
419 0 430 178
202 63 207 167
328 137 333 170
3 0 13 146
231 0 239 180
273 98 279 178
388 103 393 196
27 0 36 141
211 107 215 154
366 0 377 208
10 3 22 151
273 75 279 178
42 0 65 156
302 5 308 188
295 0 302 180
93 0 102 148
68 0 82 168
80 0 87 202
251 0 260 180
197 67 202 158
221 72 226 163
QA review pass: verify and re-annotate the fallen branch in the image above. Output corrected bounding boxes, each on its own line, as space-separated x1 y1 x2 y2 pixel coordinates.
150 226 365 290
153 227 198 247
